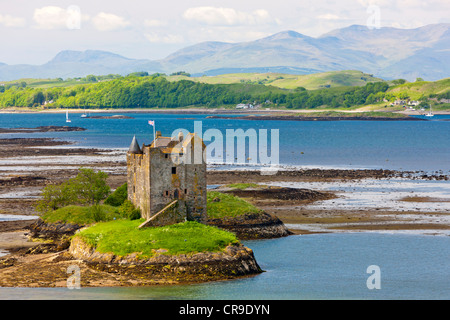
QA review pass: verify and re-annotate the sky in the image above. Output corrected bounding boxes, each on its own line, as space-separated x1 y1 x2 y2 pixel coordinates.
0 0 449 65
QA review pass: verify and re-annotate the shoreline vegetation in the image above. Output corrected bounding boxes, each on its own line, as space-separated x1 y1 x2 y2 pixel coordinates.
0 72 448 113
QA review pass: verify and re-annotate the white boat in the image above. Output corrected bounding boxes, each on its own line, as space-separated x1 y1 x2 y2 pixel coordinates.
425 106 434 117
66 109 71 123
81 107 88 118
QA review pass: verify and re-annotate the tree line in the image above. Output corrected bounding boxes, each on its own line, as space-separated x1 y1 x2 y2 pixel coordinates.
0 74 402 109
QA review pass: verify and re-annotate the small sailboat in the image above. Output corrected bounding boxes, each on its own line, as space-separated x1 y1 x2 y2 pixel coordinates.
425 105 434 117
81 107 88 118
66 109 71 123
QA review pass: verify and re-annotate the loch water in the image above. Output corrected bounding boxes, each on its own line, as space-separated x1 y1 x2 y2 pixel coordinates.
0 112 449 299
0 233 449 300
0 112 449 172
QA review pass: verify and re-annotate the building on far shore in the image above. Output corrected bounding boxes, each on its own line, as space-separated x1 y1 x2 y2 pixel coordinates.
127 131 207 227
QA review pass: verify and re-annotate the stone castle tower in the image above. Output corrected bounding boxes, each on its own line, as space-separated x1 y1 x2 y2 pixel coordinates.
127 131 207 227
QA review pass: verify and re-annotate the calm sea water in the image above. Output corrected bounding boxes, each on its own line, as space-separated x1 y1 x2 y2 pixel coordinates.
0 233 448 300
0 112 449 300
0 112 449 172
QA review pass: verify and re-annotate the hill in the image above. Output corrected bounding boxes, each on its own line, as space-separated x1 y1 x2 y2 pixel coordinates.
387 78 450 100
167 70 384 90
0 23 448 81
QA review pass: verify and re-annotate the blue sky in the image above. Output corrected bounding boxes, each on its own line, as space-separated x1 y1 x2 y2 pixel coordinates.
1 0 449 64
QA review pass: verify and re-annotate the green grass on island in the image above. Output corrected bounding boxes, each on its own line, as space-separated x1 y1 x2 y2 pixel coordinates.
39 188 258 258
207 191 262 219
41 204 123 225
74 220 239 258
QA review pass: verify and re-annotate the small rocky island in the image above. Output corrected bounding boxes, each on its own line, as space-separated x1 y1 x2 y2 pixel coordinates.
88 115 134 119
0 126 86 134
1 132 293 287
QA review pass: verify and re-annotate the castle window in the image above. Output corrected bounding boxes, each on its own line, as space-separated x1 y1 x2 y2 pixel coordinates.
184 189 187 194
165 154 168 159
172 167 176 174
165 191 169 196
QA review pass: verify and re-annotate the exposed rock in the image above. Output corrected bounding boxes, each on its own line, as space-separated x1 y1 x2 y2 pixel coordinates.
28 218 83 241
88 115 134 119
0 257 17 269
0 126 85 134
207 212 292 240
220 186 333 203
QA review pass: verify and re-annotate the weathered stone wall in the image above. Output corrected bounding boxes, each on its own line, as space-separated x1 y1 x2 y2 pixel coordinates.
182 135 207 223
139 200 187 228
127 151 151 220
128 134 207 225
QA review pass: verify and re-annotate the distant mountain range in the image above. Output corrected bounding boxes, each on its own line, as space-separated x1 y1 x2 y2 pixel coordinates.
1 23 449 82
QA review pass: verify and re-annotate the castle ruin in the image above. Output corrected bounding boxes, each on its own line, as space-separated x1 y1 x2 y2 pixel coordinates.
127 131 207 227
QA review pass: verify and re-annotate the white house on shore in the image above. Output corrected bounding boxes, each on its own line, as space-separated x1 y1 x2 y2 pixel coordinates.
236 103 255 109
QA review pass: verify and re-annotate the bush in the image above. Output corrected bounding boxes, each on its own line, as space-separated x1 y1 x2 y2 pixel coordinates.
104 183 127 207
36 168 111 214
118 200 141 220
90 204 107 222
71 168 111 205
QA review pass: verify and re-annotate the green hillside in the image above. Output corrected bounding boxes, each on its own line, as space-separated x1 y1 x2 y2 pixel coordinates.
387 78 450 100
0 74 122 89
0 72 448 111
167 70 383 90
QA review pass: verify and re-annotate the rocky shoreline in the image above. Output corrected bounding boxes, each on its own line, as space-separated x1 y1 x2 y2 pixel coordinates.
69 237 262 282
207 212 293 240
0 135 449 287
0 126 86 134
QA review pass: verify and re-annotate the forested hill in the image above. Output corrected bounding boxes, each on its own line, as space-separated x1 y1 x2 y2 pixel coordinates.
0 74 448 110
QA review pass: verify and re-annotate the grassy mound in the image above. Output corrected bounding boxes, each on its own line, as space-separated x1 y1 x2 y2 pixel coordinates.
41 204 123 225
207 191 262 219
75 220 239 258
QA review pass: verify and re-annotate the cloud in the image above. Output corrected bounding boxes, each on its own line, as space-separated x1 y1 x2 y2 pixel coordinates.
33 6 88 30
317 14 340 20
92 12 130 31
145 32 184 44
33 6 70 29
183 6 277 26
144 19 167 27
0 14 26 28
